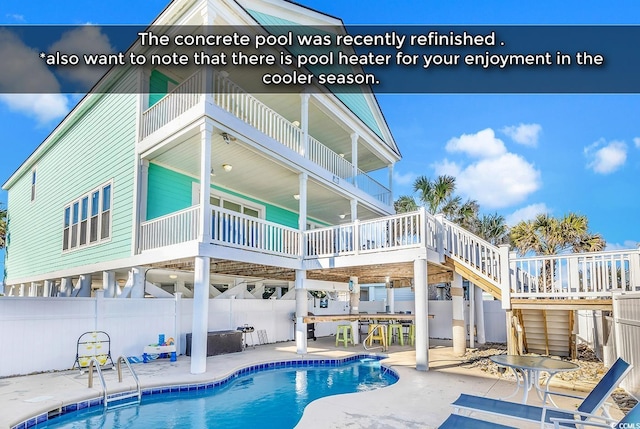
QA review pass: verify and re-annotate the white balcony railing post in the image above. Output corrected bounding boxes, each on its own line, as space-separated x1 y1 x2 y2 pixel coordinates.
499 245 512 309
433 213 445 262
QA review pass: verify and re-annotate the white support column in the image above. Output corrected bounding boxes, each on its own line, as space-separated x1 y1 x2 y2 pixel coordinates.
131 267 145 298
198 122 213 243
77 275 91 297
350 199 358 221
298 173 308 231
43 280 53 297
499 244 512 309
386 285 394 313
300 93 310 157
451 273 466 356
469 280 475 348
295 269 308 355
414 257 429 371
103 271 116 298
474 285 486 344
191 256 211 374
18 284 25 297
388 162 394 202
351 132 359 186
174 292 183 356
349 276 360 345
60 277 73 297
28 282 37 297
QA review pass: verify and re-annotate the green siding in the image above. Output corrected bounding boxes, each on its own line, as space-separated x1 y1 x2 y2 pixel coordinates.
147 164 301 228
146 163 193 219
5 73 138 282
246 9 385 141
148 70 178 107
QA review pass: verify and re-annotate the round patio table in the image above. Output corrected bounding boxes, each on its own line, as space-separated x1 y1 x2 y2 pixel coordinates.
490 355 579 405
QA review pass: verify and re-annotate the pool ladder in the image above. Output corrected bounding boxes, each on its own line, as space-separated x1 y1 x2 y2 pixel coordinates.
362 324 388 352
88 356 141 409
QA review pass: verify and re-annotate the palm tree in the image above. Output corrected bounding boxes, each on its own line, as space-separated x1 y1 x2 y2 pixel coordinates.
0 204 6 249
510 212 605 291
393 195 418 214
475 213 509 245
413 175 456 214
510 213 605 256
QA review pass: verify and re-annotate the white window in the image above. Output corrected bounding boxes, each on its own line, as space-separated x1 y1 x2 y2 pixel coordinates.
63 182 112 251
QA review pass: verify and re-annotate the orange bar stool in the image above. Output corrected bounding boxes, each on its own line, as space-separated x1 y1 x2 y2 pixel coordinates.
335 324 354 347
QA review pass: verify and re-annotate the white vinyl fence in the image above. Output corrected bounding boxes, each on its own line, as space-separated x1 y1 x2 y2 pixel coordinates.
0 295 506 377
611 293 640 397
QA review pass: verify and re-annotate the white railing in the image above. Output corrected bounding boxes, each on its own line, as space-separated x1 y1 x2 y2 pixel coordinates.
140 71 203 139
511 250 639 299
305 210 426 257
211 207 300 258
139 206 200 251
308 136 354 182
212 71 303 154
354 167 392 206
441 218 502 285
211 72 391 206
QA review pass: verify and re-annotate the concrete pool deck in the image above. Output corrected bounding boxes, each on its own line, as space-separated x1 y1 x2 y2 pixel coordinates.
0 338 625 429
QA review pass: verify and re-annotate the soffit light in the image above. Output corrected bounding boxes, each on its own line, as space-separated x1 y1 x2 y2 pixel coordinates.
222 164 233 172
293 194 300 200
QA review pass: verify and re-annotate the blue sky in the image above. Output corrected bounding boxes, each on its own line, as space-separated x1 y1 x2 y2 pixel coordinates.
1 0 639 279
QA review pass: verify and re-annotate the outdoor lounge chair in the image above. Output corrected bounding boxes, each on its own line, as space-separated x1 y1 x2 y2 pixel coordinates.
440 401 640 429
450 357 631 427
550 401 640 428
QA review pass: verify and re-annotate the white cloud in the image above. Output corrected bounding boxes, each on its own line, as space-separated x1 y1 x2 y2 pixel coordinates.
505 203 551 226
0 29 69 123
0 94 69 124
432 159 462 177
584 139 627 174
453 153 541 209
434 128 541 209
634 137 640 149
393 170 416 186
606 240 638 251
501 123 542 147
49 26 115 88
445 128 506 158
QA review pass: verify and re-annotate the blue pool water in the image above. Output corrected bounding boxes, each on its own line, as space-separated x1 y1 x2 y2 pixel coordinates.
40 358 396 429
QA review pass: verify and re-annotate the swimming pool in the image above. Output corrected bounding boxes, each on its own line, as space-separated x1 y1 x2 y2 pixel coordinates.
35 356 397 429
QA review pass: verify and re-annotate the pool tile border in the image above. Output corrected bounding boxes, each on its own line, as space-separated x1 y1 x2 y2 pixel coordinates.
12 354 398 429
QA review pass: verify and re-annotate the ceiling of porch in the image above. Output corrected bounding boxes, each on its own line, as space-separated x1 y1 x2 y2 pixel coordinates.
150 132 382 225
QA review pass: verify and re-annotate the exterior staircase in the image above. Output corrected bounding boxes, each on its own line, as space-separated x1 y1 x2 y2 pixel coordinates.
513 309 574 357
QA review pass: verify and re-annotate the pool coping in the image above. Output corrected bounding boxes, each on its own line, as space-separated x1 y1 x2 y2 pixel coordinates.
10 354 399 429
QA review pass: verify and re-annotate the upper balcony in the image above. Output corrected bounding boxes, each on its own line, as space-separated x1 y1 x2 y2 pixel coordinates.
139 69 393 207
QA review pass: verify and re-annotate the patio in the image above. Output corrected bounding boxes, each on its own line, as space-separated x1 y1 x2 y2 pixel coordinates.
0 337 626 429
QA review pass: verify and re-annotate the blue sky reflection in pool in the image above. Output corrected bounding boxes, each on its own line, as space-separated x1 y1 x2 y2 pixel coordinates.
43 359 396 428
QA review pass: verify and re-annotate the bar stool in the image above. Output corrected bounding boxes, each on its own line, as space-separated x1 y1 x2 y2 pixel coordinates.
335 324 353 347
387 323 404 345
366 324 387 349
403 324 415 346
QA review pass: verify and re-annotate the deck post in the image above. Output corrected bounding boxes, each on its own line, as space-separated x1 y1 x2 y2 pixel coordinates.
198 121 213 243
295 269 308 355
451 273 466 356
414 256 429 371
190 256 210 374
130 267 144 298
60 277 72 297
499 244 512 310
77 274 91 297
103 271 116 298
350 276 360 345
351 133 359 187
300 93 309 157
474 284 486 344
